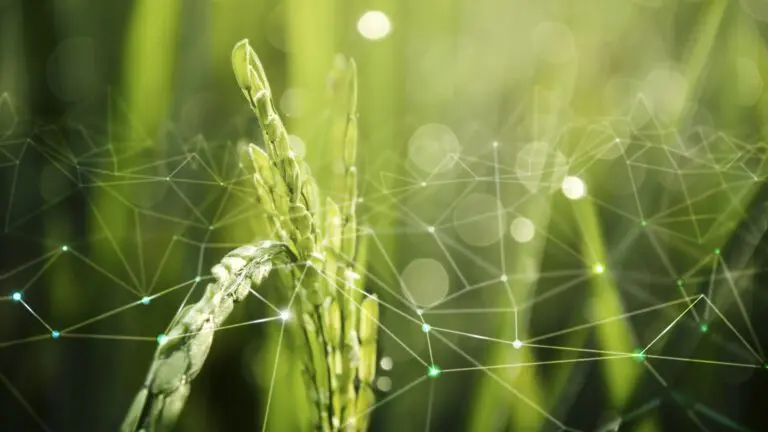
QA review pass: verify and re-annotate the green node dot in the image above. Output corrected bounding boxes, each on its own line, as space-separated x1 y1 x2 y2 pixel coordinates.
632 348 646 362
592 263 605 275
699 323 708 333
641 220 648 227
421 323 431 333
676 279 684 287
714 248 720 255
427 364 441 378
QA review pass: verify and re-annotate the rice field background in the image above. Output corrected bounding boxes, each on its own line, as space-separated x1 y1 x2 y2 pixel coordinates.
2 0 768 431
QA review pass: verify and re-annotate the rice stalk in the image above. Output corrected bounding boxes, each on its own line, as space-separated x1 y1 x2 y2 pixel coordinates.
122 39 377 431
121 242 294 431
233 38 378 432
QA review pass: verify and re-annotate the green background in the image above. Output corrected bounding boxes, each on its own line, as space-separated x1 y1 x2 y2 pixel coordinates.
1 0 768 431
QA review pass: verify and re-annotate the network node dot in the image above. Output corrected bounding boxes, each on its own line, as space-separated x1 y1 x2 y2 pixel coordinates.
714 248 720 255
209 225 215 230
632 349 646 362
141 296 151 305
61 245 69 252
500 274 508 283
512 339 523 349
157 334 168 345
699 323 708 333
421 182 427 187
492 141 499 148
11 291 22 302
427 226 435 234
416 308 424 316
195 276 202 283
280 310 292 321
641 220 648 227
592 263 605 275
421 323 431 333
51 330 61 339
427 364 441 378
676 279 684 287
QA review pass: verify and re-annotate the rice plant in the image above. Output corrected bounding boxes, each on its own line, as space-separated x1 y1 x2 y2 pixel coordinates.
121 39 378 432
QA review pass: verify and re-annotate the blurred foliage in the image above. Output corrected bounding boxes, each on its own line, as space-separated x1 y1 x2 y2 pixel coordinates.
2 0 768 431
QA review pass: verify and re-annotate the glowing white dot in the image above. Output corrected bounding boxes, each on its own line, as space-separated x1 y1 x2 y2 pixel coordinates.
280 310 291 321
61 245 69 251
380 356 394 370
561 176 587 200
500 274 508 283
510 217 535 243
593 263 605 274
376 376 393 392
492 141 499 148
427 226 435 234
357 11 391 41
512 339 523 349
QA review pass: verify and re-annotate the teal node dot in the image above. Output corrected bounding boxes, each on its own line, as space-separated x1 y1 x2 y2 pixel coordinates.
141 296 151 305
700 323 709 333
632 348 646 362
51 330 61 339
421 323 431 333
157 334 168 345
11 291 22 302
427 364 441 378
